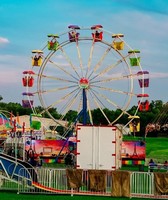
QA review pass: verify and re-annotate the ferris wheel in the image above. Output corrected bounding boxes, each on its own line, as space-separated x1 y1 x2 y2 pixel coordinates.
22 25 149 133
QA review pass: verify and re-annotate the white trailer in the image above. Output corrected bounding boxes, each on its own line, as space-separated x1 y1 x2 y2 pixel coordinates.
76 125 122 170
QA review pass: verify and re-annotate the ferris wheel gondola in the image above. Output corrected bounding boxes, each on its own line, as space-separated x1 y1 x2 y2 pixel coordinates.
137 93 150 112
68 25 80 42
112 33 124 51
32 50 43 67
22 70 35 87
137 71 149 88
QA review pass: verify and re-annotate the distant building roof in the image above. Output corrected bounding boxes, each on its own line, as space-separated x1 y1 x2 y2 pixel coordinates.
12 115 67 131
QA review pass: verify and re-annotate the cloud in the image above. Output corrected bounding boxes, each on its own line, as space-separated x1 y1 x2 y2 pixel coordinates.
0 71 19 83
0 37 9 44
0 54 29 84
150 72 168 79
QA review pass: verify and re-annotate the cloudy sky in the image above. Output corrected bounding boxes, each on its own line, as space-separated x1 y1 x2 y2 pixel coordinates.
0 0 168 108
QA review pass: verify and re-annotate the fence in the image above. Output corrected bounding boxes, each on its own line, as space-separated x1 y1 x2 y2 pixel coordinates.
131 172 154 198
0 168 168 199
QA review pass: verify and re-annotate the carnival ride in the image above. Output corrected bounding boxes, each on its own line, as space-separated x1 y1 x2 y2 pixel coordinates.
0 111 16 132
0 110 22 147
22 24 150 136
0 152 62 193
145 102 168 136
0 153 37 183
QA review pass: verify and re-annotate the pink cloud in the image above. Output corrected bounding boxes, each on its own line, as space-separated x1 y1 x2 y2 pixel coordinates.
0 37 9 44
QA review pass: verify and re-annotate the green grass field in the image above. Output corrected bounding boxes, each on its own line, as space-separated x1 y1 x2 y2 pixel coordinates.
124 136 168 163
0 191 153 200
145 137 168 162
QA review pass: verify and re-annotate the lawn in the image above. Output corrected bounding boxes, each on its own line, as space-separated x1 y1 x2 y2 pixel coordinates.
145 137 168 162
0 191 152 200
123 136 168 163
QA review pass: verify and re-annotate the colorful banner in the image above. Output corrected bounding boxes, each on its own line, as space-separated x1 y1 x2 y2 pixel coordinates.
121 141 146 165
25 140 69 163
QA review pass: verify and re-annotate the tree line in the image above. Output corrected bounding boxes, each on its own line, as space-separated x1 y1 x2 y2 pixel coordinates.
0 95 167 136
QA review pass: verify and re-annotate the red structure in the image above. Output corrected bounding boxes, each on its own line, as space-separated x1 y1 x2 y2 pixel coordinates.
137 94 150 112
22 71 35 87
91 25 103 42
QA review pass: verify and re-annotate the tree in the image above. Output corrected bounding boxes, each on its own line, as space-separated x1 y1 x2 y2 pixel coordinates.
0 99 167 137
64 110 78 122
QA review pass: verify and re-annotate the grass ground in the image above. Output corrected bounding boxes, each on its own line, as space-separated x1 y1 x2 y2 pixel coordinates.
0 191 152 200
145 137 168 162
124 136 168 163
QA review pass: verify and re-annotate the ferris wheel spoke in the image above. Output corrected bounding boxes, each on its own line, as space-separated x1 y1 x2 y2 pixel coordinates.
92 84 136 97
59 90 83 138
88 90 111 124
58 89 82 117
88 46 112 79
90 72 136 84
48 59 79 81
37 73 78 84
59 46 81 78
90 88 130 116
85 41 95 78
40 87 80 115
76 44 84 77
36 85 78 95
47 89 82 135
76 92 83 117
90 53 130 82
87 97 93 125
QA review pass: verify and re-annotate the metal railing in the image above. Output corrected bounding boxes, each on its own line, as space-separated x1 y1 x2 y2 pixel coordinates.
17 168 112 196
0 168 168 199
131 172 154 198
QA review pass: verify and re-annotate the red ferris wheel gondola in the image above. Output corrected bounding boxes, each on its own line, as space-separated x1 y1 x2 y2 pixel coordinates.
137 93 150 112
22 70 35 87
91 24 103 42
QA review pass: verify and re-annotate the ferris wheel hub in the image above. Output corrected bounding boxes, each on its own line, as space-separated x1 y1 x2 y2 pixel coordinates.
79 77 89 89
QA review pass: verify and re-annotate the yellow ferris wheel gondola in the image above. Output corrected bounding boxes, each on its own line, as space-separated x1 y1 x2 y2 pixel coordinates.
128 116 140 136
31 49 43 67
112 33 124 50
